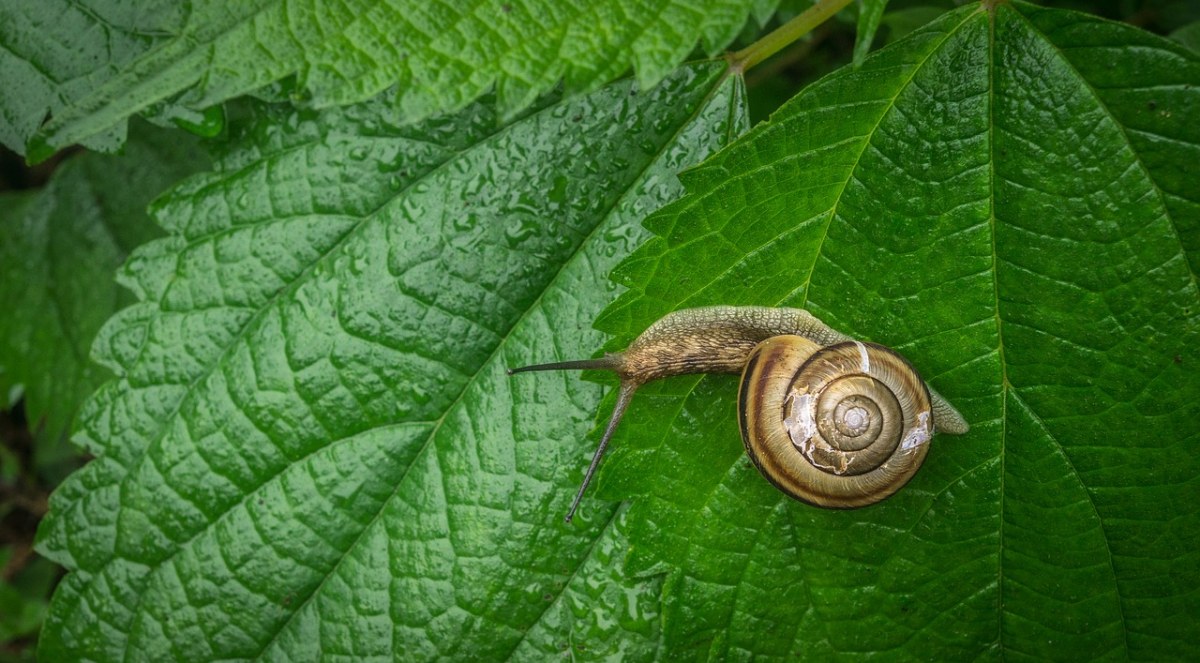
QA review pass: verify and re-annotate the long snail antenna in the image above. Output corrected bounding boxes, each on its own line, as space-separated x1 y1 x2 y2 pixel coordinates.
507 356 619 375
565 381 637 522
508 353 633 521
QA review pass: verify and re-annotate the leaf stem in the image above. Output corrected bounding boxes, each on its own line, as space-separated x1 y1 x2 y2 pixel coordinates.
728 0 856 72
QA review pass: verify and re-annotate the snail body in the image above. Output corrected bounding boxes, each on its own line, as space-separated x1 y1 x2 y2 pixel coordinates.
509 306 968 520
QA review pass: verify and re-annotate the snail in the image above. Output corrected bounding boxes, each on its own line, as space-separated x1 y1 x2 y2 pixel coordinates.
509 306 969 521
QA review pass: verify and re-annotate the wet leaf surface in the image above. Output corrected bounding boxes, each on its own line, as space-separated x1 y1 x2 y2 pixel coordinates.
592 3 1200 659
34 63 747 661
0 0 774 161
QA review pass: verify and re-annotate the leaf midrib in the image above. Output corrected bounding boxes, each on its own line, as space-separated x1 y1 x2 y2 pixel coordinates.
251 64 735 659
988 5 1176 658
985 7 1009 660
74 101 557 662
613 7 998 657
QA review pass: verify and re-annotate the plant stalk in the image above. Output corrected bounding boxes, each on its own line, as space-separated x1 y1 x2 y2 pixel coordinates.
729 0 856 72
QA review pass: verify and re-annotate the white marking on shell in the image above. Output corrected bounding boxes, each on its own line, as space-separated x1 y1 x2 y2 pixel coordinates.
783 392 818 445
784 391 840 471
855 341 870 373
901 410 932 450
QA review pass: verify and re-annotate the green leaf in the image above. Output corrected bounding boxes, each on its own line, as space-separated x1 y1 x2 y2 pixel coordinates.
0 571 46 643
10 0 774 161
879 5 951 44
1172 19 1200 52
0 123 209 443
595 3 1200 659
35 62 748 660
0 546 57 643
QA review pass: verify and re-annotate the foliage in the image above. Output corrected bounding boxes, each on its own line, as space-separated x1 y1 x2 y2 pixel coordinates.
0 0 1197 660
0 124 209 444
31 63 745 661
595 4 1200 657
0 0 777 161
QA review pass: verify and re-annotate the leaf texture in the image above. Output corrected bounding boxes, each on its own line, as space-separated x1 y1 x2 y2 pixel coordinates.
593 3 1200 659
0 123 209 442
35 62 749 661
0 0 183 154
6 0 775 160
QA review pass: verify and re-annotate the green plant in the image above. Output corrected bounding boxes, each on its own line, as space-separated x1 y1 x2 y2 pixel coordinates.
1 0 1197 660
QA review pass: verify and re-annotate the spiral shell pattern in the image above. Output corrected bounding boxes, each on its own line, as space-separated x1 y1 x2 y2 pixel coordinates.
738 336 934 508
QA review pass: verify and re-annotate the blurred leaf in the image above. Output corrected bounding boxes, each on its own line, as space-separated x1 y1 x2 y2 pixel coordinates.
0 123 209 443
854 0 890 64
879 5 953 43
0 445 19 485
34 63 749 660
0 547 56 643
0 574 46 643
594 3 1200 658
4 0 776 161
1171 19 1200 51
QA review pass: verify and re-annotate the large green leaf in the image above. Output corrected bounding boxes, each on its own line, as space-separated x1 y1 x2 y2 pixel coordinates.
35 62 748 660
0 123 209 443
6 0 775 161
589 2 1200 659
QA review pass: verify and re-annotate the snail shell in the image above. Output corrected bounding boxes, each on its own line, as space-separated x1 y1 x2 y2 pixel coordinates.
739 336 933 508
509 306 967 520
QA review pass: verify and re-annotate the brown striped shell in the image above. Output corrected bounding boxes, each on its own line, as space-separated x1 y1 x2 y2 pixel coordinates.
738 335 933 508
